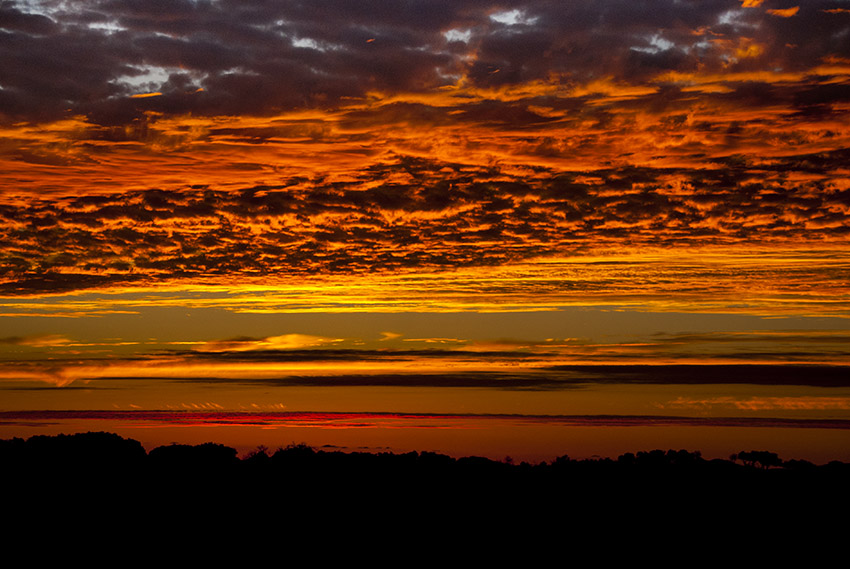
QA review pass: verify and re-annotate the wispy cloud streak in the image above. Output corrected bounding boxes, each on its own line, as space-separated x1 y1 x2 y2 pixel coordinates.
2 409 849 430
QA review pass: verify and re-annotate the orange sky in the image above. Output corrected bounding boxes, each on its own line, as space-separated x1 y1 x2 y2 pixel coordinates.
1 1 849 461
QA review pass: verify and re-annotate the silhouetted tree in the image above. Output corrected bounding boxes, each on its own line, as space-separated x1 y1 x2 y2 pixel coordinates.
731 450 783 469
148 441 238 470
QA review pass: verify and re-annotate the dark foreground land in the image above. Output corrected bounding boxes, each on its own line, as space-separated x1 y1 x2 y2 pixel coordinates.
4 431 849 536
4 432 848 493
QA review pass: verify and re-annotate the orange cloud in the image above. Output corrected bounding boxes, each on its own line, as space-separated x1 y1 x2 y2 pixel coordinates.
196 334 344 352
767 7 799 17
1 2 847 327
1 247 848 321
0 334 71 347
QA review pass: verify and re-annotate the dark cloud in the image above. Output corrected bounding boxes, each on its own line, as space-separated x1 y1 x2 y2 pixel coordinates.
176 371 581 391
11 351 844 390
2 409 849 430
2 1 849 124
542 364 850 388
166 363 850 389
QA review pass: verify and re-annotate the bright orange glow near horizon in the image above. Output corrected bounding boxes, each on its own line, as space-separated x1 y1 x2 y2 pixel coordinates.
1 1 849 462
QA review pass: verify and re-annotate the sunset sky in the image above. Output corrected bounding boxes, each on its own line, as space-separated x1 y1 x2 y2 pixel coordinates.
2 0 849 462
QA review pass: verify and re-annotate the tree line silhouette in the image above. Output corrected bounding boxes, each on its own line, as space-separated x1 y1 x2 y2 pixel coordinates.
3 431 846 485
3 431 848 525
